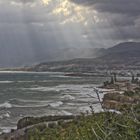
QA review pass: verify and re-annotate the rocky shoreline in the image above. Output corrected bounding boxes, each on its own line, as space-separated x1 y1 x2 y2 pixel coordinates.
102 74 140 111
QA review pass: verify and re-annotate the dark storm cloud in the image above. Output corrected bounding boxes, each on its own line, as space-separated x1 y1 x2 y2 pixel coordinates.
4 0 36 4
71 0 140 41
71 0 140 25
71 0 140 16
0 0 140 67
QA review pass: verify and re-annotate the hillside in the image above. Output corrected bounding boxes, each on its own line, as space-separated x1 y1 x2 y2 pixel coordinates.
99 42 140 60
12 42 140 72
94 42 140 68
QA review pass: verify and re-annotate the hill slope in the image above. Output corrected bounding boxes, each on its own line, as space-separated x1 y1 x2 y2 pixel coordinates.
15 42 140 72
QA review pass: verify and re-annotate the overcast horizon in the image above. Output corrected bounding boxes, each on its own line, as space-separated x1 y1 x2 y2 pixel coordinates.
0 0 140 67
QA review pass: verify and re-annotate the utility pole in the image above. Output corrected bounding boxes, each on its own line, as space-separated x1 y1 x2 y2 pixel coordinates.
93 88 105 111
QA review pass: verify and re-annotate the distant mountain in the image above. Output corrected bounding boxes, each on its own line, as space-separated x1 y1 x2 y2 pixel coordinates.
101 42 140 58
13 42 140 72
95 42 140 65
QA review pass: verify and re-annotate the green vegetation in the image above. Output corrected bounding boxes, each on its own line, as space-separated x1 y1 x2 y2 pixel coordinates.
124 88 140 97
17 116 78 129
25 107 140 140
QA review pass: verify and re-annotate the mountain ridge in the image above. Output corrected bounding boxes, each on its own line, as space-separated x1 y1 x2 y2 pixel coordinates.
8 42 140 72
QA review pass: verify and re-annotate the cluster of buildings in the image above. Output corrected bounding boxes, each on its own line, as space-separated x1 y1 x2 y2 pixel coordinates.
103 73 140 92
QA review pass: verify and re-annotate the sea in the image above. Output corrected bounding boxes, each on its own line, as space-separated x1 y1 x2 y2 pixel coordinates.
0 71 110 134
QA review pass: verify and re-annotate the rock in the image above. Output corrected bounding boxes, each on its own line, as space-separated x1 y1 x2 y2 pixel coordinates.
103 93 137 104
102 91 140 110
103 100 124 110
17 115 80 129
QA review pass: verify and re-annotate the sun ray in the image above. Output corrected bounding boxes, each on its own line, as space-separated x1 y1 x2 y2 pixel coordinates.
42 0 99 25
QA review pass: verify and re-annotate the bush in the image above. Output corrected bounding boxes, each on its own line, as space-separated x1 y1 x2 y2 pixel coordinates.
26 110 140 140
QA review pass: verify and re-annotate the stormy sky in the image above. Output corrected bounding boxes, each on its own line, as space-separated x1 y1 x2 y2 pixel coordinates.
0 0 140 67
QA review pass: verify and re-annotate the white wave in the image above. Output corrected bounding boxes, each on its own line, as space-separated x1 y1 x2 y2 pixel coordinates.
9 98 64 108
12 104 49 108
26 84 98 94
49 74 80 78
21 84 102 109
56 84 99 96
60 110 73 116
78 106 91 113
0 112 10 119
61 95 75 100
17 81 34 83
66 103 76 106
11 102 49 108
0 71 22 73
0 71 64 76
49 75 70 78
76 97 97 103
108 109 121 114
24 87 61 92
0 81 14 83
96 88 115 92
8 98 49 108
0 102 12 108
0 126 17 135
9 98 50 104
48 101 63 108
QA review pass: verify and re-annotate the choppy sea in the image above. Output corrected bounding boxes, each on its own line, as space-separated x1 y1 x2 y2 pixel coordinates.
0 71 110 134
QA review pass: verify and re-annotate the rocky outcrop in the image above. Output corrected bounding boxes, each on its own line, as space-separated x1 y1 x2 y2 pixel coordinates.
103 100 125 110
102 92 140 110
17 115 80 129
104 92 139 103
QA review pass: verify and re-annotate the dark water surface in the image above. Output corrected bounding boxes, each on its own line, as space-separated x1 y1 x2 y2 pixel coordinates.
0 71 109 133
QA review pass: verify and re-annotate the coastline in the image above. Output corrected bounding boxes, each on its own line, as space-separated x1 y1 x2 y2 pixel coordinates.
0 72 139 139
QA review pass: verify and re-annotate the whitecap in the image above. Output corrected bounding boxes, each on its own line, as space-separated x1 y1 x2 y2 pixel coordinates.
12 104 48 108
0 112 11 119
108 109 121 114
49 75 71 78
9 98 55 108
0 102 12 109
78 106 91 113
96 88 115 93
48 101 63 108
24 87 60 92
61 95 75 100
4 113 10 118
66 103 76 106
0 126 17 135
9 98 50 104
17 81 34 83
60 110 73 116
0 81 14 84
25 84 98 93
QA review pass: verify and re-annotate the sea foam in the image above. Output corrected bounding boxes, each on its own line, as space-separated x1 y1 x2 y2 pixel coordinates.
0 81 14 84
61 95 75 100
48 101 63 108
0 112 10 119
0 102 12 109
